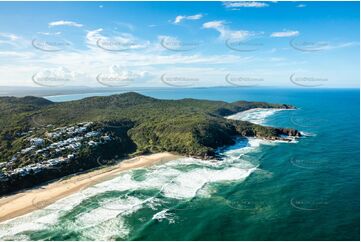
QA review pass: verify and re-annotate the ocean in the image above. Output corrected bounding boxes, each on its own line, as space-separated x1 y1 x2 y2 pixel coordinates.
0 88 359 240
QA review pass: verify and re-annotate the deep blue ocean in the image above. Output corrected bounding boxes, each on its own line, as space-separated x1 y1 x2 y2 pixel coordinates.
0 88 359 240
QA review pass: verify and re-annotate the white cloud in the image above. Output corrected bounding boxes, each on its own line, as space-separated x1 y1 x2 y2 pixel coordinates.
335 42 359 48
0 32 27 49
203 20 253 40
270 30 299 37
101 65 151 83
31 66 85 87
269 57 286 62
34 66 72 79
4 23 357 88
224 1 269 9
115 22 135 31
173 14 203 24
0 32 19 41
48 20 83 28
86 28 149 51
86 28 104 47
0 46 252 86
318 41 359 50
158 35 181 46
37 32 61 36
203 20 224 29
0 51 34 58
296 4 306 8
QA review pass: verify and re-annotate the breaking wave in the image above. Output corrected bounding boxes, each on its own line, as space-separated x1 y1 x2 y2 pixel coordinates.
226 108 287 125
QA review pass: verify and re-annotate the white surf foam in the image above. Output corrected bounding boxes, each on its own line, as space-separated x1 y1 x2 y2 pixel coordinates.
152 209 175 224
76 196 143 228
0 190 91 238
0 105 304 240
227 108 304 144
226 108 286 125
0 138 268 240
300 131 317 137
80 217 129 240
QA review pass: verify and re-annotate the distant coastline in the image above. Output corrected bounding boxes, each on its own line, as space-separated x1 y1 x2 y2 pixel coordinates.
1 86 357 100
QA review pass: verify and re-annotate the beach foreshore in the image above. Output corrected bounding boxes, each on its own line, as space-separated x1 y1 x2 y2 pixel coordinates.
225 107 295 120
0 152 181 223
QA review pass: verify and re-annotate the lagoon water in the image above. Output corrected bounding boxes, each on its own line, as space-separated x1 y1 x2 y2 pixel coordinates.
0 88 359 240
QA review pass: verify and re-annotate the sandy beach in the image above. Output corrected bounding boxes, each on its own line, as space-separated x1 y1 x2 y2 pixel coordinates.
0 152 181 223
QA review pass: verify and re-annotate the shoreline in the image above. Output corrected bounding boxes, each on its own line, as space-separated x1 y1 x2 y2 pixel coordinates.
225 107 295 119
225 107 294 122
0 152 181 223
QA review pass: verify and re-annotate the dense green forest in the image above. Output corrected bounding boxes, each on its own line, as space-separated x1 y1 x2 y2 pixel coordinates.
0 92 301 195
0 92 299 161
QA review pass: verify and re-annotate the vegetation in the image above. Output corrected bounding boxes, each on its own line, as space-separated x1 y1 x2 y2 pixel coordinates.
0 92 301 195
0 92 299 162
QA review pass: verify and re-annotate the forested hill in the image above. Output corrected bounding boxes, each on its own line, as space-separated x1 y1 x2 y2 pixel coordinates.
0 92 299 160
0 92 301 195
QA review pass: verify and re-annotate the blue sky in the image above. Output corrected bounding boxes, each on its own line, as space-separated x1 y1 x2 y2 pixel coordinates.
0 1 359 88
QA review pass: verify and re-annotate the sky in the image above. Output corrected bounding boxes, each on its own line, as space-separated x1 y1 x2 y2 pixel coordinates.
0 1 359 88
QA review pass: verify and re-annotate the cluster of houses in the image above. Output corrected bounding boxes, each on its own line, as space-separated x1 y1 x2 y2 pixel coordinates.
0 122 113 180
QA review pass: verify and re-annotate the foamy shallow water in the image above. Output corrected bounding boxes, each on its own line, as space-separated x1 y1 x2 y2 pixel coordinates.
0 139 267 240
0 108 296 240
226 108 290 125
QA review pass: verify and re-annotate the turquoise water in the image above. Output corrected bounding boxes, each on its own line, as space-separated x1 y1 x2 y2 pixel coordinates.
0 88 359 240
